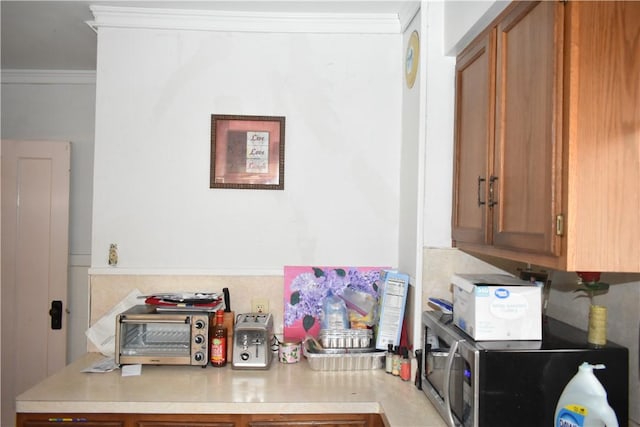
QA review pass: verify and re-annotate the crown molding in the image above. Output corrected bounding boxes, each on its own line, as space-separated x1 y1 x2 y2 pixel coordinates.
1 69 96 85
397 2 421 33
445 1 510 56
88 4 407 35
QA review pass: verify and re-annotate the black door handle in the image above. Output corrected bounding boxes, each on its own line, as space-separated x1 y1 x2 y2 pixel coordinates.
49 300 63 330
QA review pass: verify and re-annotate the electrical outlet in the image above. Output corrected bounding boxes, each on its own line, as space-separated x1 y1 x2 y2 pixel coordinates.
251 298 269 314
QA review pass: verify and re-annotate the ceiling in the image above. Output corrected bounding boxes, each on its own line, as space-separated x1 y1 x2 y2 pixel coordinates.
1 1 415 71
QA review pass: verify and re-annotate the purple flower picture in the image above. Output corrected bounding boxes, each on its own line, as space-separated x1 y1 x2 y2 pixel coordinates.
283 266 386 342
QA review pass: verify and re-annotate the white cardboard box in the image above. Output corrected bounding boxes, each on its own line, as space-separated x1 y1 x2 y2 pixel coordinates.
452 274 542 341
375 270 409 350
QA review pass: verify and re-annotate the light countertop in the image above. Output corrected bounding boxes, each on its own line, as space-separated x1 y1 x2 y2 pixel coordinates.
17 353 447 427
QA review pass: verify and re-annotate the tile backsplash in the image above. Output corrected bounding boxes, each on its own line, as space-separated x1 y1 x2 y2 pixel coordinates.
88 274 285 352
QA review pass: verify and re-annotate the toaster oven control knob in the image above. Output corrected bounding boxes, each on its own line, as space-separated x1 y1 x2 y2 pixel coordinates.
194 334 205 345
194 352 205 362
240 352 250 361
195 319 206 329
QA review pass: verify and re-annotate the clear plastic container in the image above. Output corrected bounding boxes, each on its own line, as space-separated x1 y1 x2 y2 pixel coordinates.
320 292 349 330
318 329 373 349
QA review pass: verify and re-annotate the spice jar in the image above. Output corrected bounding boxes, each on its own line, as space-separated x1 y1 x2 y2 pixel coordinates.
392 346 401 376
400 352 411 381
385 344 394 374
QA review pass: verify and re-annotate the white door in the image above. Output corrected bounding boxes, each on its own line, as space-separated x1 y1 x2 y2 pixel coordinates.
1 140 70 426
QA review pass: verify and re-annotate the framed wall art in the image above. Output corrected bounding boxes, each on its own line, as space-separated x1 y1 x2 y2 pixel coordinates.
210 114 285 190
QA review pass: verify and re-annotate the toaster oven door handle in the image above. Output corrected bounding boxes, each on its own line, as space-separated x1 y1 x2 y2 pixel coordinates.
443 339 460 427
120 318 189 324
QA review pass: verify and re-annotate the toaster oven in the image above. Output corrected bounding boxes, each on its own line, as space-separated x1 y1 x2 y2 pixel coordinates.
115 305 209 366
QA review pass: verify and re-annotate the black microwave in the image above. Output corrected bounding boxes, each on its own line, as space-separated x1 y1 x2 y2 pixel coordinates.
421 311 628 427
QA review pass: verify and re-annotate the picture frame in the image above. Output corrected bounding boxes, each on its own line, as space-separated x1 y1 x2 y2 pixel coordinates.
210 114 285 190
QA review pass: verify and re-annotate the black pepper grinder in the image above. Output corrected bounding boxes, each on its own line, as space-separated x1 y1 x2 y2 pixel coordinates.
414 348 424 390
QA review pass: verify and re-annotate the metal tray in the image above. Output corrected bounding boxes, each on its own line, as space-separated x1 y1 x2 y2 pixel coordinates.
318 328 373 349
303 340 384 371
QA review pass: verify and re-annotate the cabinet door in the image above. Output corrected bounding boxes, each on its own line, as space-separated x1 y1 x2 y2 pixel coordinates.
137 423 234 427
134 414 237 427
492 1 564 255
246 413 382 427
247 422 366 427
452 30 495 246
22 423 122 427
17 413 124 427
563 1 640 271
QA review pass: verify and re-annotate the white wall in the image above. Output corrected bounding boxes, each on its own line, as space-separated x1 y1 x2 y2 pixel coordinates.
443 1 509 55
422 1 456 248
399 14 422 284
91 12 402 272
398 8 423 349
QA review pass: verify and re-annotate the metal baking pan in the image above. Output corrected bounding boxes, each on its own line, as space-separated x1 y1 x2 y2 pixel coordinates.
303 339 384 371
318 328 373 349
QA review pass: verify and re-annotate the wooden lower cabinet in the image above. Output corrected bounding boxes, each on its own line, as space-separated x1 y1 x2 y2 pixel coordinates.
17 413 384 427
246 413 383 427
17 413 126 427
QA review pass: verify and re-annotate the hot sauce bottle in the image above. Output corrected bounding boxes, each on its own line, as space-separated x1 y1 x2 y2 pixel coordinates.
210 310 227 367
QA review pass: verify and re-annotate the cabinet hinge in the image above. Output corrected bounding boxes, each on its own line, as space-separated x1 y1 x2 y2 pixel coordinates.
556 215 564 236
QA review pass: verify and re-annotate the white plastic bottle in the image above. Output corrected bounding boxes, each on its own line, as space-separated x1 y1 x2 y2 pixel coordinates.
320 291 349 330
554 362 618 427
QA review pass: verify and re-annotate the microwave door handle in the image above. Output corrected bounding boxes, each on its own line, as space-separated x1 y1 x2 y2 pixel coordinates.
443 339 460 427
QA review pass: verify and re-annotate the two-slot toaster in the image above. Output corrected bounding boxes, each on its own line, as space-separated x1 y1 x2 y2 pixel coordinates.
231 313 274 369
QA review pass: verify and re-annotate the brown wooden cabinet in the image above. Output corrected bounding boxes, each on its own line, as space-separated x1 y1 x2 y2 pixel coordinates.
21 423 123 427
452 0 640 272
18 413 126 427
451 26 495 247
16 413 384 427
246 413 383 427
